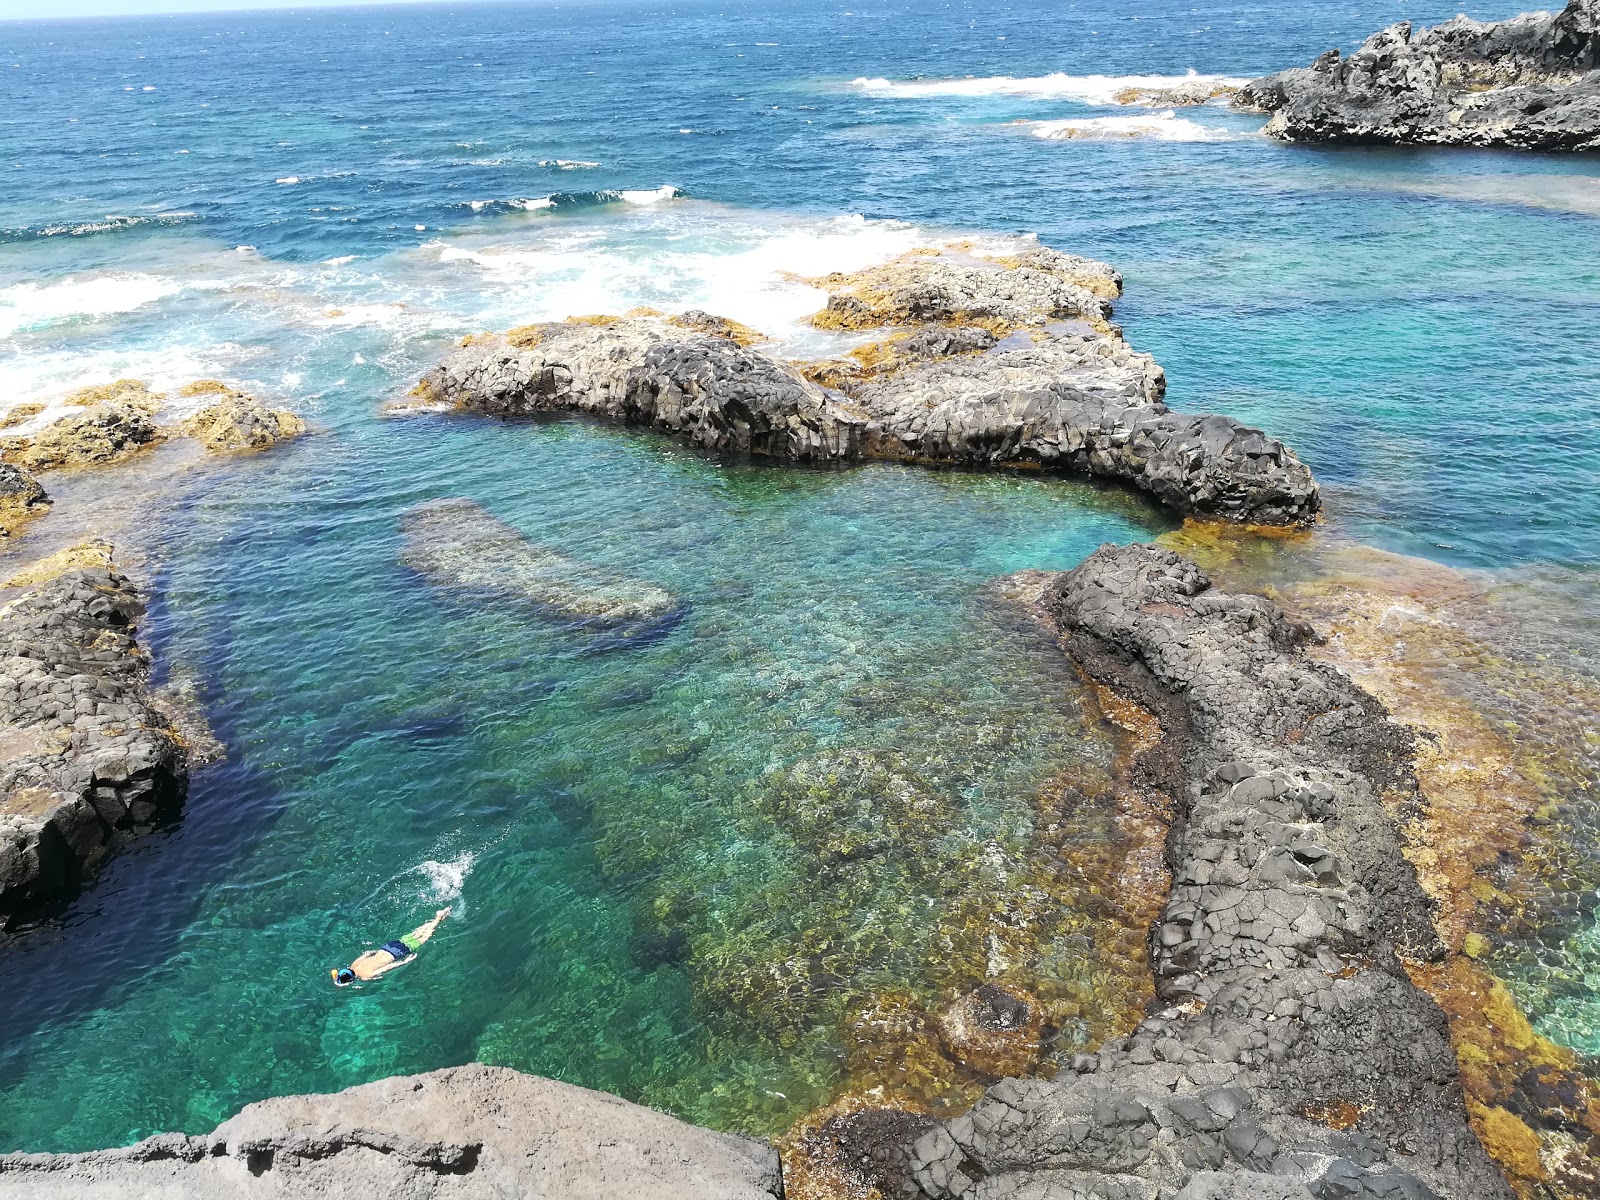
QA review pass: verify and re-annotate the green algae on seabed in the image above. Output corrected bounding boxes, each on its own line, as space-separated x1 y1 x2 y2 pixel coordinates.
0 416 1174 1151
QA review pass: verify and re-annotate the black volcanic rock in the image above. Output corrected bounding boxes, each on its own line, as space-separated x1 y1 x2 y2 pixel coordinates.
894 546 1512 1200
1241 0 1600 150
412 249 1320 526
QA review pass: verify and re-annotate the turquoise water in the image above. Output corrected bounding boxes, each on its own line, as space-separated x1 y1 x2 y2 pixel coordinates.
1 0 1598 1151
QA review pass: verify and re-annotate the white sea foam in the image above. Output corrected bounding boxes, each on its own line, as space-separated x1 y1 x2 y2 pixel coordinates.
413 852 476 904
539 159 600 169
0 272 185 338
0 341 261 430
618 185 681 205
424 206 1021 356
1025 111 1233 142
851 68 1246 106
275 176 301 185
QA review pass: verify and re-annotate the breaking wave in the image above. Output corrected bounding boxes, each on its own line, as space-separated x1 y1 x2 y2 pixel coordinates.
851 69 1246 106
461 185 683 215
0 211 200 245
0 272 189 339
1024 112 1237 142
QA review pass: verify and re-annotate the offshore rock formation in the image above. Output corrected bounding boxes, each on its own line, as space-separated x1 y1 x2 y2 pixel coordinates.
176 381 306 453
414 248 1320 526
400 498 680 637
0 1064 784 1199
883 545 1511 1199
2 387 162 472
0 550 187 933
1240 0 1600 151
0 378 304 472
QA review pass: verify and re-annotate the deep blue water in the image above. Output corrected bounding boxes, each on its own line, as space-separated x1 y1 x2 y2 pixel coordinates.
0 0 1597 1152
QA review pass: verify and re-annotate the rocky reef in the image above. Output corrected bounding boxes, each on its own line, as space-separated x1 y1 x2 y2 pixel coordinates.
0 379 303 474
412 247 1320 526
0 1064 784 1199
0 546 187 933
839 544 1512 1199
1240 0 1600 150
400 497 680 637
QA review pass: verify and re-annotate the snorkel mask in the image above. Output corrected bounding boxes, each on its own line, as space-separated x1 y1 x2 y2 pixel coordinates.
332 967 356 987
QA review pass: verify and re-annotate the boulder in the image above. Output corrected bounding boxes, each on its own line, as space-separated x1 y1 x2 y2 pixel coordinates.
0 1064 784 1199
178 383 305 452
0 463 48 536
1239 0 1600 150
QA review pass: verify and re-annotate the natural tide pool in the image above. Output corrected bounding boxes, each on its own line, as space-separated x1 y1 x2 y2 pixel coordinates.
0 416 1172 1150
3 0 1600 1159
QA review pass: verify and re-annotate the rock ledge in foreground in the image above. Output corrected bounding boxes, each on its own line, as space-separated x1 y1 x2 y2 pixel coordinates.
882 545 1511 1199
1240 0 1600 151
0 1064 784 1200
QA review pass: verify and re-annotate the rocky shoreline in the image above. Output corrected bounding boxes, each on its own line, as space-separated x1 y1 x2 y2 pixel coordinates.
1240 0 1600 151
800 544 1513 1200
411 246 1321 527
0 550 188 934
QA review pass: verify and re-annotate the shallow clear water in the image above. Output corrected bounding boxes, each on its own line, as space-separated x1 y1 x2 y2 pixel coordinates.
1 0 1598 1151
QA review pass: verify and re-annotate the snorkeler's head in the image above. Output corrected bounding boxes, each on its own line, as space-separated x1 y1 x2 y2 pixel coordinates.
332 967 356 987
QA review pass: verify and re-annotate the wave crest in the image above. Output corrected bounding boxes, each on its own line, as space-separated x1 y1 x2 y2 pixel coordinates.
462 186 683 216
852 69 1245 106
0 211 200 245
1024 112 1237 142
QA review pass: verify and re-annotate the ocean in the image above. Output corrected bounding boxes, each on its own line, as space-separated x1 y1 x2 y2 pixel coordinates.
0 0 1596 1153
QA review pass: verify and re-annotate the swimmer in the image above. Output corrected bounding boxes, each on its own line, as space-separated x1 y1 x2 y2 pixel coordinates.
331 907 450 986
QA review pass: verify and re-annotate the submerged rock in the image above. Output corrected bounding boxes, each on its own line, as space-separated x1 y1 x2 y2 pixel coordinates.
414 248 1320 526
883 545 1513 1200
1240 0 1600 150
400 498 680 636
0 1063 783 1199
0 551 187 933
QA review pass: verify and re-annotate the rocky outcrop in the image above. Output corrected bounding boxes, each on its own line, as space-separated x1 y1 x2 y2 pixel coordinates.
1240 0 1600 150
877 545 1511 1199
414 249 1320 526
0 1063 784 1199
0 464 48 536
401 498 680 637
177 382 306 453
2 392 162 472
0 379 305 474
0 552 186 933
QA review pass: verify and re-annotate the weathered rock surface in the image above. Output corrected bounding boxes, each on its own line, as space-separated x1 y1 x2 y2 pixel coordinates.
2 394 163 471
415 250 1319 526
0 553 186 932
178 382 306 453
401 498 680 636
0 463 48 536
881 545 1511 1199
1240 0 1600 150
0 1063 784 1199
